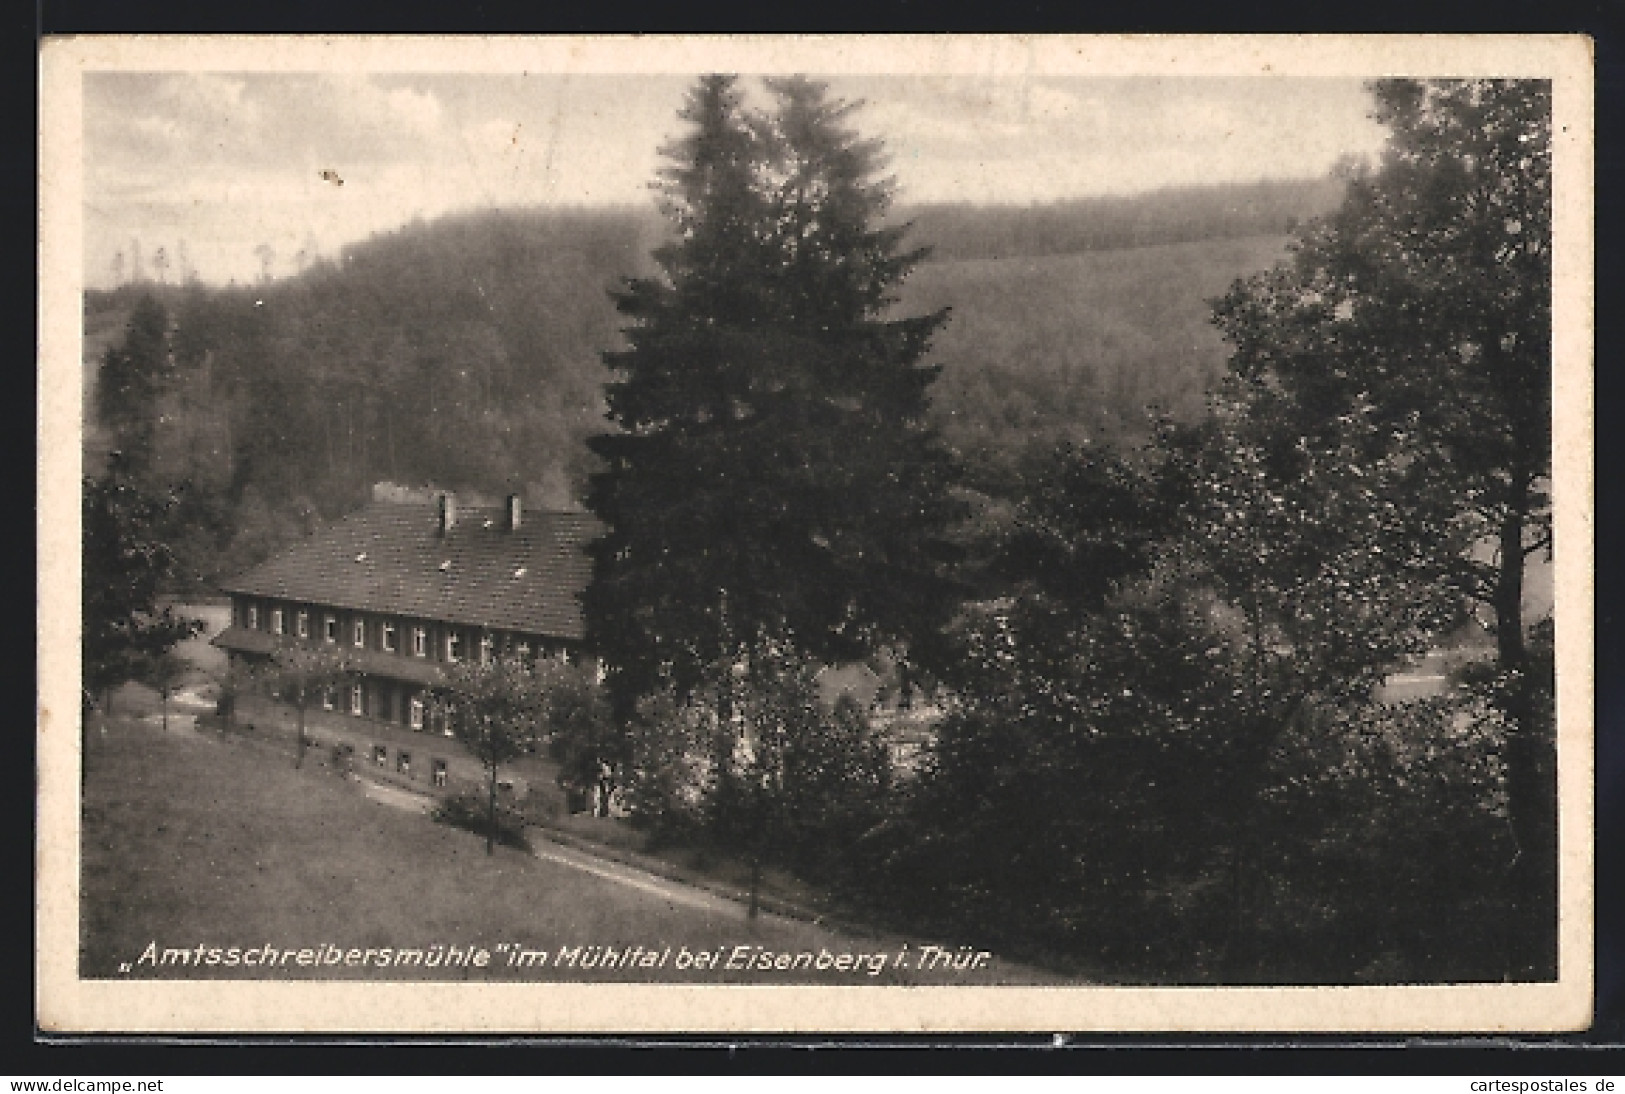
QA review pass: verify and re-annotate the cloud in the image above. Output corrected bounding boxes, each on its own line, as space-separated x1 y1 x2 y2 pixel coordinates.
86 72 451 183
81 73 1388 285
862 79 1109 151
384 85 444 134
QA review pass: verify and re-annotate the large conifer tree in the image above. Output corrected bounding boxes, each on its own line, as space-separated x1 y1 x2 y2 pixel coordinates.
586 75 962 714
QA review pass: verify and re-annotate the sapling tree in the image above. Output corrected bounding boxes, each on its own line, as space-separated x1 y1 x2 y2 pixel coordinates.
144 650 191 733
434 655 543 855
266 640 361 769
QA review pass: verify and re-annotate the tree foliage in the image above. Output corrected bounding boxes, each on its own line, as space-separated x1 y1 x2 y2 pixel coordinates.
905 177 1342 263
536 658 622 815
585 75 964 717
84 178 1338 593
263 640 361 769
433 655 544 855
877 82 1555 980
84 210 653 589
1210 78 1555 976
881 422 1492 977
95 295 174 475
81 455 200 710
623 634 893 905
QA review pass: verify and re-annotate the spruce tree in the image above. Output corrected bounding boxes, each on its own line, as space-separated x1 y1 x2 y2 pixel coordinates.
96 294 173 475
586 75 962 715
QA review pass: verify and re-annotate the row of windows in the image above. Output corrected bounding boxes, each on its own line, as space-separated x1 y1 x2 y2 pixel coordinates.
319 683 450 736
332 742 450 787
241 600 560 665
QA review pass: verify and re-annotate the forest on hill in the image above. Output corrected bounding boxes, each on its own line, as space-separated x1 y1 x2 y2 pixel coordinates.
83 176 1341 589
905 234 1294 482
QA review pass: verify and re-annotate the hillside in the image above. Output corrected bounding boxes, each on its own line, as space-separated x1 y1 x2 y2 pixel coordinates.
83 179 1333 586
903 176 1339 263
909 234 1294 472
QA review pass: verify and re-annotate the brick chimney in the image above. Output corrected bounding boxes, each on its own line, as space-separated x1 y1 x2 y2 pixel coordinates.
437 492 457 536
505 493 523 532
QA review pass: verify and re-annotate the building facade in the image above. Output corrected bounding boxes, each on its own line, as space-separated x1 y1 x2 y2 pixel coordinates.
213 492 598 748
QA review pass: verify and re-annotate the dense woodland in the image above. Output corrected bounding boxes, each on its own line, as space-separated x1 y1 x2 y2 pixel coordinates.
82 176 1337 588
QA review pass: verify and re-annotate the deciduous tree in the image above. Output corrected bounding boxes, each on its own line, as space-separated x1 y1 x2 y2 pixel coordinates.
434 656 543 855
265 640 361 769
82 456 200 714
1211 78 1555 975
536 658 621 816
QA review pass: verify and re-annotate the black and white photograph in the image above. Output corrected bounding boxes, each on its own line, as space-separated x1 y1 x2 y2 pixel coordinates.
37 35 1594 1033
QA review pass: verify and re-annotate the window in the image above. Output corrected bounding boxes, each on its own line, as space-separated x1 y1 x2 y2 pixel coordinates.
246 604 259 630
321 688 335 711
353 619 366 648
412 626 427 657
373 745 387 767
323 615 337 643
432 759 448 788
382 622 398 653
296 611 309 639
270 608 284 635
479 634 494 664
409 696 424 731
350 684 364 716
446 631 462 663
516 641 531 663
397 751 411 776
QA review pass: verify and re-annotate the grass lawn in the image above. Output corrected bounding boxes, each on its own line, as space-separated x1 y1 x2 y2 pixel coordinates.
81 716 553 981
80 712 1067 984
225 691 888 930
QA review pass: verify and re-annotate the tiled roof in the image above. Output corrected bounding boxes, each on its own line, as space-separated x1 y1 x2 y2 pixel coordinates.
219 501 600 640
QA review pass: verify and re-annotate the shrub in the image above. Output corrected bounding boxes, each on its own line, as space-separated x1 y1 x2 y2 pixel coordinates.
621 638 898 888
432 791 532 852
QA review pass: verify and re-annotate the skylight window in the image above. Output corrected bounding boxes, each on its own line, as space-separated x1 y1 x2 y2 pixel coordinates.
439 560 452 572
513 567 527 579
355 552 368 563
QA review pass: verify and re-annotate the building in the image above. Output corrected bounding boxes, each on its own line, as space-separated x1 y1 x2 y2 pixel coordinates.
213 491 598 748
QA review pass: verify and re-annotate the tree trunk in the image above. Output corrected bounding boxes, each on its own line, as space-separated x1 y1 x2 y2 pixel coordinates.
1494 488 1557 980
1216 707 1286 982
487 764 498 857
162 690 169 733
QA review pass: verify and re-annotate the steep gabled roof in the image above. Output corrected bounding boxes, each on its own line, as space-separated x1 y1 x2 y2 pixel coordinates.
220 501 600 640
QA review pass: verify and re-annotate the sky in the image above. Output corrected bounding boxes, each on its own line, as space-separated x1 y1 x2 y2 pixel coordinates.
82 71 1390 288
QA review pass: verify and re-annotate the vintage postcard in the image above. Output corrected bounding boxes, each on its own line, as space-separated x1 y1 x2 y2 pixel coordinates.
38 34 1595 1033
